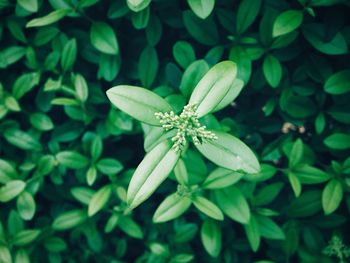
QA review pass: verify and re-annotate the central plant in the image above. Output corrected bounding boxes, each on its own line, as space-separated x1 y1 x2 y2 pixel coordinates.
107 61 260 210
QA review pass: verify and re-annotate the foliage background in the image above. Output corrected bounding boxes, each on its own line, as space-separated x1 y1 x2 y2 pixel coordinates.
1 0 350 262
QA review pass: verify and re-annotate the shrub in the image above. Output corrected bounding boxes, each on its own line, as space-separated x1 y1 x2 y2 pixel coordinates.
0 0 350 262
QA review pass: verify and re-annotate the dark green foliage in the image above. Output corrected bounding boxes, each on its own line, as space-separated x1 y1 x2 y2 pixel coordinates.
0 0 350 262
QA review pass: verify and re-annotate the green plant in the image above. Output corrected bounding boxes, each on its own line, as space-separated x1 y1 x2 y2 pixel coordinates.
0 0 350 262
323 235 350 263
106 61 260 210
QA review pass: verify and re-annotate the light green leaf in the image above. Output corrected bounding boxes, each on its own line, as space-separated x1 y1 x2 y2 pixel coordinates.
187 0 215 19
322 179 343 215
174 159 189 185
106 85 173 126
192 195 223 220
215 186 250 224
256 215 285 240
14 249 30 263
272 10 303 37
263 54 282 88
189 61 237 117
4 129 42 151
293 165 330 184
26 9 71 27
55 151 89 169
52 209 88 230
212 78 244 112
0 180 26 202
324 69 350 95
127 0 151 12
0 245 12 263
127 141 180 209
74 74 89 102
202 167 243 189
90 22 119 55
30 112 54 131
200 220 221 257
17 0 38 13
0 46 26 68
236 0 262 34
324 133 350 150
12 229 41 246
118 216 143 239
16 191 36 220
88 185 112 216
195 131 260 174
61 38 77 71
96 158 123 175
153 193 192 223
288 172 301 197
244 215 260 252
289 139 303 167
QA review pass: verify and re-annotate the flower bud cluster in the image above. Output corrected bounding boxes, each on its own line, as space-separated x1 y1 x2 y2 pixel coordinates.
155 104 218 152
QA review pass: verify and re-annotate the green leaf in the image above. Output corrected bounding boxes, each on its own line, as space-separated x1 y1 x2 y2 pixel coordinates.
195 131 260 174
293 165 330 184
131 5 150 29
127 0 151 12
289 139 303 167
302 23 348 55
183 10 219 46
88 185 112 216
17 0 38 13
256 215 285 240
174 159 189 185
56 151 90 169
180 60 209 98
322 179 343 215
0 245 12 263
0 180 26 202
324 133 350 150
4 129 42 151
324 69 350 95
14 249 30 263
0 46 26 68
0 159 17 183
90 22 119 55
236 0 262 34
16 191 36 220
215 186 250 224
263 54 282 88
12 72 40 99
173 41 196 69
52 209 88 230
118 216 143 239
96 158 123 175
127 141 180 209
192 195 223 220
212 78 244 112
71 187 94 205
286 190 322 218
153 193 192 223
26 9 71 27
189 61 237 117
61 38 77 71
74 74 89 102
272 10 303 37
106 85 173 126
288 172 301 197
254 182 284 206
202 167 243 189
12 229 40 246
138 46 158 88
30 112 54 131
244 215 260 252
200 220 221 257
187 0 215 19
